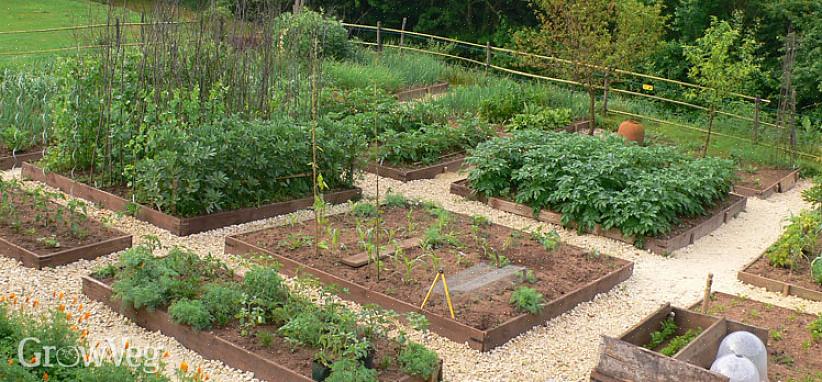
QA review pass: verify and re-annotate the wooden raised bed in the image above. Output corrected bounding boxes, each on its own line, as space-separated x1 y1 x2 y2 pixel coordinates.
0 149 43 170
733 168 800 199
82 276 437 382
451 179 747 255
395 83 449 102
591 303 767 382
225 233 633 352
738 251 822 302
365 155 465 182
21 163 361 236
0 234 132 269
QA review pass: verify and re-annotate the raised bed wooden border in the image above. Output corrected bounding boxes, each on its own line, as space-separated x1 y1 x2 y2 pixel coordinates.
0 150 43 171
82 276 437 382
450 180 747 255
21 163 362 236
738 252 822 302
394 82 450 102
733 168 800 199
225 234 633 352
0 235 132 269
591 303 767 382
365 156 465 182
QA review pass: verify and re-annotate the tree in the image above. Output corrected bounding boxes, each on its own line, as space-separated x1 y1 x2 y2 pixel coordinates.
683 15 760 157
518 0 665 132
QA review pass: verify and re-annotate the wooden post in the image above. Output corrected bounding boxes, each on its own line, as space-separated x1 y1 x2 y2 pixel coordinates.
789 89 798 163
701 273 713 314
376 21 383 52
399 17 407 55
485 42 491 73
752 97 761 143
601 71 610 117
703 107 715 158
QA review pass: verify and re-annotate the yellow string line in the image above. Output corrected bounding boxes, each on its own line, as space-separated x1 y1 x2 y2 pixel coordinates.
608 108 820 160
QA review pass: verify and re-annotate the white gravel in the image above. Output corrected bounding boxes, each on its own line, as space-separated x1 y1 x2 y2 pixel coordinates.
0 167 818 382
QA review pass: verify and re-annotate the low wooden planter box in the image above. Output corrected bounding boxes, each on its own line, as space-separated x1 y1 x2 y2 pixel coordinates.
0 149 43 170
450 180 747 255
591 304 767 382
564 120 592 133
0 235 132 269
225 235 633 352
82 276 436 382
733 168 800 199
365 156 465 182
395 82 449 102
738 253 822 302
21 163 361 236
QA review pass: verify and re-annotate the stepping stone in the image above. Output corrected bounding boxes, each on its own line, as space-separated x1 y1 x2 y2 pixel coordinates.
340 237 422 268
433 263 525 295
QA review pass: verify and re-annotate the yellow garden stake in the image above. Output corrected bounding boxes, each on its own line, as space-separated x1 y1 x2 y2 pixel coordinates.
420 268 456 319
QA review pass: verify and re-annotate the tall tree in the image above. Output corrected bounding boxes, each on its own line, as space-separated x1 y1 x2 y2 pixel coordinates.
517 0 665 132
683 15 760 157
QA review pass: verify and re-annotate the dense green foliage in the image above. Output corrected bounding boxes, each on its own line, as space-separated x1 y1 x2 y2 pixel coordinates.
0 68 54 152
168 298 213 331
506 106 573 132
659 328 702 357
810 314 822 342
467 131 735 239
644 317 677 350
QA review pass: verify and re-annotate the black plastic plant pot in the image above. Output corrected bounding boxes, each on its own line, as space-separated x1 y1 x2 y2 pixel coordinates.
311 360 331 381
359 345 376 369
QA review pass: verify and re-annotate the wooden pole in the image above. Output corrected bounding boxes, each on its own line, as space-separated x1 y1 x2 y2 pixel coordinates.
701 273 713 314
485 42 491 74
752 97 761 143
601 71 610 117
399 17 407 54
376 21 382 52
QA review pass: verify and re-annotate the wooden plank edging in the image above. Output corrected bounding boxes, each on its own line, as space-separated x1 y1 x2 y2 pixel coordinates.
0 150 43 171
21 163 361 236
225 235 633 352
737 253 822 302
365 156 465 182
82 276 430 382
0 234 132 269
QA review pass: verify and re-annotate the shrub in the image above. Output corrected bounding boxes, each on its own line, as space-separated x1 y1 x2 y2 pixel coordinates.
168 299 213 331
510 287 544 314
378 116 494 166
271 10 352 60
467 131 735 238
111 246 180 311
202 282 244 327
397 342 438 380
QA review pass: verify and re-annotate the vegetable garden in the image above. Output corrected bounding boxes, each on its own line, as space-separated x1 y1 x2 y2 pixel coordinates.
1 1 821 382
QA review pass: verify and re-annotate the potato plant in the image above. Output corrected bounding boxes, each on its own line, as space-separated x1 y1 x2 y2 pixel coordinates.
466 131 735 239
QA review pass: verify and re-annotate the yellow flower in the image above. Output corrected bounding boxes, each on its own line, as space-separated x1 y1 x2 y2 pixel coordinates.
180 361 189 373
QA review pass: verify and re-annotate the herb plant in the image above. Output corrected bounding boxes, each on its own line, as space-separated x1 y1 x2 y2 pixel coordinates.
644 316 678 350
660 328 702 356
397 342 439 380
510 287 544 315
169 299 214 331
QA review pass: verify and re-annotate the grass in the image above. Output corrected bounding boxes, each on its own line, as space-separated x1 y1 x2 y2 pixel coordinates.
0 0 140 66
326 48 455 92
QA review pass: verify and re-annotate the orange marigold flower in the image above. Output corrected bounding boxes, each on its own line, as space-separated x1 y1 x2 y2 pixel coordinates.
32 299 39 308
66 313 73 321
43 372 49 381
124 341 129 349
7 358 13 365
30 356 37 364
162 351 170 359
58 304 65 312
57 291 64 300
9 293 16 300
180 361 189 373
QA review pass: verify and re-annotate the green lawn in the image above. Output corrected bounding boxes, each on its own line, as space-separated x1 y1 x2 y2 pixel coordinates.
0 0 139 66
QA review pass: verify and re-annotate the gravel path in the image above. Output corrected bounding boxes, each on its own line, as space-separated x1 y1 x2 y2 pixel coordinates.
0 167 818 382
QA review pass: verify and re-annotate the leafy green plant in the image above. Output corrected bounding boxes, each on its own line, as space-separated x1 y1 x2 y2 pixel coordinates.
405 312 430 333
256 330 275 348
802 177 822 212
169 298 213 331
91 264 118 280
660 328 703 356
467 131 735 238
812 256 822 285
279 233 314 250
397 342 439 380
532 228 561 251
243 267 289 310
766 211 822 269
201 283 244 327
384 193 409 209
510 287 544 314
809 314 822 342
325 358 378 382
506 106 573 132
421 225 461 250
644 317 678 350
352 201 379 218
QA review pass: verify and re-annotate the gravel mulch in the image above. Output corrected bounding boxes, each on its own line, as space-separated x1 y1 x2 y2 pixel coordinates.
0 168 819 382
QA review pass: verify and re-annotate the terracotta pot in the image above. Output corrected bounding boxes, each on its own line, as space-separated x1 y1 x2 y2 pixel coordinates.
617 120 645 144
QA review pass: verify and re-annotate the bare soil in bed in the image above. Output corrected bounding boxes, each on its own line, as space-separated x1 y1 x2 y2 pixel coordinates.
237 205 627 330
745 250 822 295
703 293 822 382
735 167 795 190
0 189 121 254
